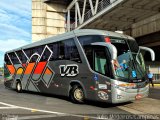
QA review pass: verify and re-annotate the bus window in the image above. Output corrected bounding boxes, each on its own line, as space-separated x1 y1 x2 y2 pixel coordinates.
49 43 59 61
84 46 93 69
4 54 11 65
78 35 103 48
8 52 19 64
37 46 44 55
59 39 81 63
94 50 106 75
84 45 111 77
17 50 28 63
59 41 65 60
94 47 110 76
64 39 81 63
30 55 39 63
24 49 31 58
39 47 51 62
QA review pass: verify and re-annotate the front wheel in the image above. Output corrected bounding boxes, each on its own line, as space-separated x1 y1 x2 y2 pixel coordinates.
16 81 22 93
70 85 85 103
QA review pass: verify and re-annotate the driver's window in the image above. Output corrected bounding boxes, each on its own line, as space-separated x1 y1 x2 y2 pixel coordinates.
84 45 111 77
93 46 110 76
94 49 106 75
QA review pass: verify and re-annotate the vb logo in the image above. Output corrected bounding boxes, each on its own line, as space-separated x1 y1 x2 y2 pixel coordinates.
59 64 79 77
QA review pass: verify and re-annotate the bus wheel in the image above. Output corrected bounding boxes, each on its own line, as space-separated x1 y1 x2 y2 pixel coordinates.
70 85 84 103
16 81 22 93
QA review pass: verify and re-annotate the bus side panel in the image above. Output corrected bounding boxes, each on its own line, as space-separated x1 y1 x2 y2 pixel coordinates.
32 60 67 95
4 64 14 88
4 64 16 88
96 75 112 103
11 64 23 89
59 61 94 98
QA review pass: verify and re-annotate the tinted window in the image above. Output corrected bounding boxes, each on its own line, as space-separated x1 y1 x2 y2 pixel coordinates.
49 43 59 60
4 54 11 65
23 46 44 62
31 46 44 56
50 39 81 62
8 52 19 64
94 48 108 75
127 40 139 53
39 46 51 62
64 39 81 62
17 50 28 63
84 46 93 69
78 35 103 47
24 49 31 58
84 46 111 76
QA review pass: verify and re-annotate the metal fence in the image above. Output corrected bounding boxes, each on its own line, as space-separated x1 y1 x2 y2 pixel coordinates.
70 0 118 30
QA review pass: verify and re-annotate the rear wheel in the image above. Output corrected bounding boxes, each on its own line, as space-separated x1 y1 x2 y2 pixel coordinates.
16 81 22 93
70 85 85 103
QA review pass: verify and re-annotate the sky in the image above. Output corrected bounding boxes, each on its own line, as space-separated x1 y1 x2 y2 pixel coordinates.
0 0 32 67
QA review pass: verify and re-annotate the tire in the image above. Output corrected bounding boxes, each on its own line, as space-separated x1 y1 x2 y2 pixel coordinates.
70 85 85 103
16 81 22 93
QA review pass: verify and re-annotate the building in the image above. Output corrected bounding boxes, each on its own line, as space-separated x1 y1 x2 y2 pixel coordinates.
32 0 160 78
32 0 68 42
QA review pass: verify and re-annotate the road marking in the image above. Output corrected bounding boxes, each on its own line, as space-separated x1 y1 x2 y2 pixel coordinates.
31 109 38 112
0 101 101 120
0 107 18 109
153 84 160 87
0 102 17 107
18 114 66 120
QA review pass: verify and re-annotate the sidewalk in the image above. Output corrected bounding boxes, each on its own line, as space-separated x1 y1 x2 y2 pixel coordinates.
118 98 160 114
153 80 160 84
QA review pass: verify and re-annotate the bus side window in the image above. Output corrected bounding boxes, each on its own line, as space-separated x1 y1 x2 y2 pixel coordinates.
17 50 28 63
84 46 93 69
48 43 59 61
59 41 65 60
78 35 104 47
63 39 81 63
8 52 19 64
16 51 22 62
4 54 11 65
24 49 31 59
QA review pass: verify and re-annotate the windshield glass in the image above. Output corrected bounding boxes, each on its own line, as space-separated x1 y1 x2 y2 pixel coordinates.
110 38 146 82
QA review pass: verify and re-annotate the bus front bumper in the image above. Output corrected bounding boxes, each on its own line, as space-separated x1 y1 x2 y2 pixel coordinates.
111 85 149 104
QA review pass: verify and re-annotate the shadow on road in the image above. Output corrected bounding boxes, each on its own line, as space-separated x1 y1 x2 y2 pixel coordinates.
17 89 132 108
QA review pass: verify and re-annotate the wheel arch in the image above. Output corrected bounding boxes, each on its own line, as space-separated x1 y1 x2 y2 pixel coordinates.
68 80 87 98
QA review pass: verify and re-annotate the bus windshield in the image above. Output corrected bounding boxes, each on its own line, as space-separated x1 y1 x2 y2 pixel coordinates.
110 38 146 82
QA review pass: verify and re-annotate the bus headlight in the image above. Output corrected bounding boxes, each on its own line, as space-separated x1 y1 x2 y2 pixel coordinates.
112 84 126 92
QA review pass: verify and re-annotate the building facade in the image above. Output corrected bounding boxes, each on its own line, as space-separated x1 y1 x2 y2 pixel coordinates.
32 0 66 42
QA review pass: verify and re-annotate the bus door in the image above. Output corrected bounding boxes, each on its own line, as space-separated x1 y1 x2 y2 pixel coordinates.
88 43 117 101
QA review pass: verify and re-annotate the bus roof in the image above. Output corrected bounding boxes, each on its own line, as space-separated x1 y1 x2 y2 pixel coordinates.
6 29 134 53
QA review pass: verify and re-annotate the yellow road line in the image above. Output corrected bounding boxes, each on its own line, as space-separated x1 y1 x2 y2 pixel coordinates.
150 84 160 86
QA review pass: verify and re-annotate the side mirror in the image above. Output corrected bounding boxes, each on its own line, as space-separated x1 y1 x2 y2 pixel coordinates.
139 46 155 61
91 42 117 60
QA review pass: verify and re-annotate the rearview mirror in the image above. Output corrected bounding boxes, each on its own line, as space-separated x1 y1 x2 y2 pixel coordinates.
139 46 155 61
91 42 117 60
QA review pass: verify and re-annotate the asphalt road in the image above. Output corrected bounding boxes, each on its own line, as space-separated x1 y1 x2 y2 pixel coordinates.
149 87 160 100
0 81 159 120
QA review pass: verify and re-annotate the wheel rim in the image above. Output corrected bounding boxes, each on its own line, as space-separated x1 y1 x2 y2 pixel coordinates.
74 88 83 101
17 83 21 91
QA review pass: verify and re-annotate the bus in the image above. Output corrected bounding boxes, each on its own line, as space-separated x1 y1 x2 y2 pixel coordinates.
4 29 155 104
